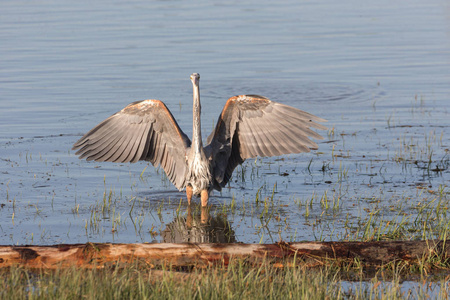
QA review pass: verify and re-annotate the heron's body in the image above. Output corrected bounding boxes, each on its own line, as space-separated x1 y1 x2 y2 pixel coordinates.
73 73 326 206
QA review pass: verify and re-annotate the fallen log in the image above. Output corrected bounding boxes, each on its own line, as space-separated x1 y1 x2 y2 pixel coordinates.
0 240 448 269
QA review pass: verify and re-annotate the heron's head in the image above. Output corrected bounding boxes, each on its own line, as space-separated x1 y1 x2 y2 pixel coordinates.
190 73 200 86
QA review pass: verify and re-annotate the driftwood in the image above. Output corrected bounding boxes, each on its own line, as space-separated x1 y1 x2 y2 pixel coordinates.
0 240 448 269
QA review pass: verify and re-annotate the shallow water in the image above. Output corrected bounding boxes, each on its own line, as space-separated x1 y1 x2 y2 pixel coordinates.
0 0 449 247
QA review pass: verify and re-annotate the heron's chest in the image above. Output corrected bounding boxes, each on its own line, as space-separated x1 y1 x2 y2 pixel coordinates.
187 154 212 194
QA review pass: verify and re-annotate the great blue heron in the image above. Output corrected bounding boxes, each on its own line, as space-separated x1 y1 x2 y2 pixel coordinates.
73 73 326 206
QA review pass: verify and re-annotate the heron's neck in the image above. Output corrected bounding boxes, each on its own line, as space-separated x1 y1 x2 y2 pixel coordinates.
192 84 203 154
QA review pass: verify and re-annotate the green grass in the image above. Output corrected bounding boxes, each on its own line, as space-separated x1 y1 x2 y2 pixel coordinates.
1 259 449 300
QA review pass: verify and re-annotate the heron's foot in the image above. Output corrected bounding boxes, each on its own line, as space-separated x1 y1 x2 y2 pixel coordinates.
186 185 193 205
201 190 209 207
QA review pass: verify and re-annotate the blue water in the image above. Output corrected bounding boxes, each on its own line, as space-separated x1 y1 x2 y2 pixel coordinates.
0 0 449 248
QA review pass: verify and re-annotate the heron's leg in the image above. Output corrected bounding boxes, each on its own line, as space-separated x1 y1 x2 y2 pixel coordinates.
186 185 193 205
200 190 209 207
186 205 193 228
200 206 209 224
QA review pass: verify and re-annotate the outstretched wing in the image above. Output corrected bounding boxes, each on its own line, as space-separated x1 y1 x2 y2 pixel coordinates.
206 95 327 188
72 99 191 190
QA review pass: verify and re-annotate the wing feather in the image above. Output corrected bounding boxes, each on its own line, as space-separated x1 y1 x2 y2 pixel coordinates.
96 124 135 162
207 95 326 188
245 117 273 157
73 99 191 190
152 133 163 167
240 118 260 157
272 118 319 150
77 115 133 161
108 125 137 162
85 128 128 162
116 124 142 163
129 122 151 163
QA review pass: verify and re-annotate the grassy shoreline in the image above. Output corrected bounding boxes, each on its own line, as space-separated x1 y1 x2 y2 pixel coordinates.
2 257 449 299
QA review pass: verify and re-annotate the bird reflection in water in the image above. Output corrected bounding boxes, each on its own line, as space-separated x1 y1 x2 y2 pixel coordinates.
161 206 235 243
